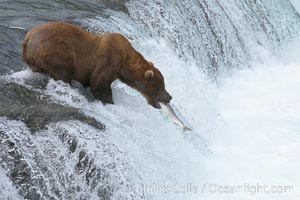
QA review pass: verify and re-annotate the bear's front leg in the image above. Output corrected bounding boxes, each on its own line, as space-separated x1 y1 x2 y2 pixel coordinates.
91 83 114 104
91 65 116 105
91 73 114 104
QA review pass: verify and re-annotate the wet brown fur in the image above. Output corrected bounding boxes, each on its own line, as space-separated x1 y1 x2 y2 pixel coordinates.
22 22 171 107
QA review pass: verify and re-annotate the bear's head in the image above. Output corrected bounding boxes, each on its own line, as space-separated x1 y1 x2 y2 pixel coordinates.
135 62 172 108
121 60 172 108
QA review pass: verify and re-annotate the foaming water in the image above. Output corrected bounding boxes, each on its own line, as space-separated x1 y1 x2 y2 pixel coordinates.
0 168 22 200
5 34 300 199
202 62 300 199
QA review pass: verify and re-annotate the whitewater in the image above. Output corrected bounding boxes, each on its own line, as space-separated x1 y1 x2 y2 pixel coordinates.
2 31 299 200
1 0 300 199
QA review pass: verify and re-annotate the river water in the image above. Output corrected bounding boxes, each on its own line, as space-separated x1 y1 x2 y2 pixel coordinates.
0 0 300 199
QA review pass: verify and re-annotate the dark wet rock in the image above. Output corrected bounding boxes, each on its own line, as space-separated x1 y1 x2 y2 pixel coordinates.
0 129 52 199
58 128 78 153
0 0 128 30
103 0 129 13
0 26 27 75
75 149 114 200
0 119 133 200
0 82 105 131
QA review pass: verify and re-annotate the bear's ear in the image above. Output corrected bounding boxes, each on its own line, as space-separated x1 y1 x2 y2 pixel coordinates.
144 70 154 81
148 61 154 66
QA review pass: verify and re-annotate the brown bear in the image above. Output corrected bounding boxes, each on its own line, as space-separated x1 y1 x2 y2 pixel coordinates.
22 22 171 108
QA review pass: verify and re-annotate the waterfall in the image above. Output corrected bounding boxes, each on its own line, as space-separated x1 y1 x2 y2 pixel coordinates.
88 0 300 75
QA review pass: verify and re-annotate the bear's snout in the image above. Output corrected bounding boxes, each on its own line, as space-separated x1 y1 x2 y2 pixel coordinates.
157 90 172 103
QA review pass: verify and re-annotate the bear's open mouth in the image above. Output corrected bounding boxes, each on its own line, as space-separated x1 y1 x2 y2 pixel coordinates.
155 99 171 109
152 99 161 109
143 93 171 109
153 96 172 108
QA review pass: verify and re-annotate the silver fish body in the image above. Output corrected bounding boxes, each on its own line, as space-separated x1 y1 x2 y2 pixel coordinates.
159 102 192 131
